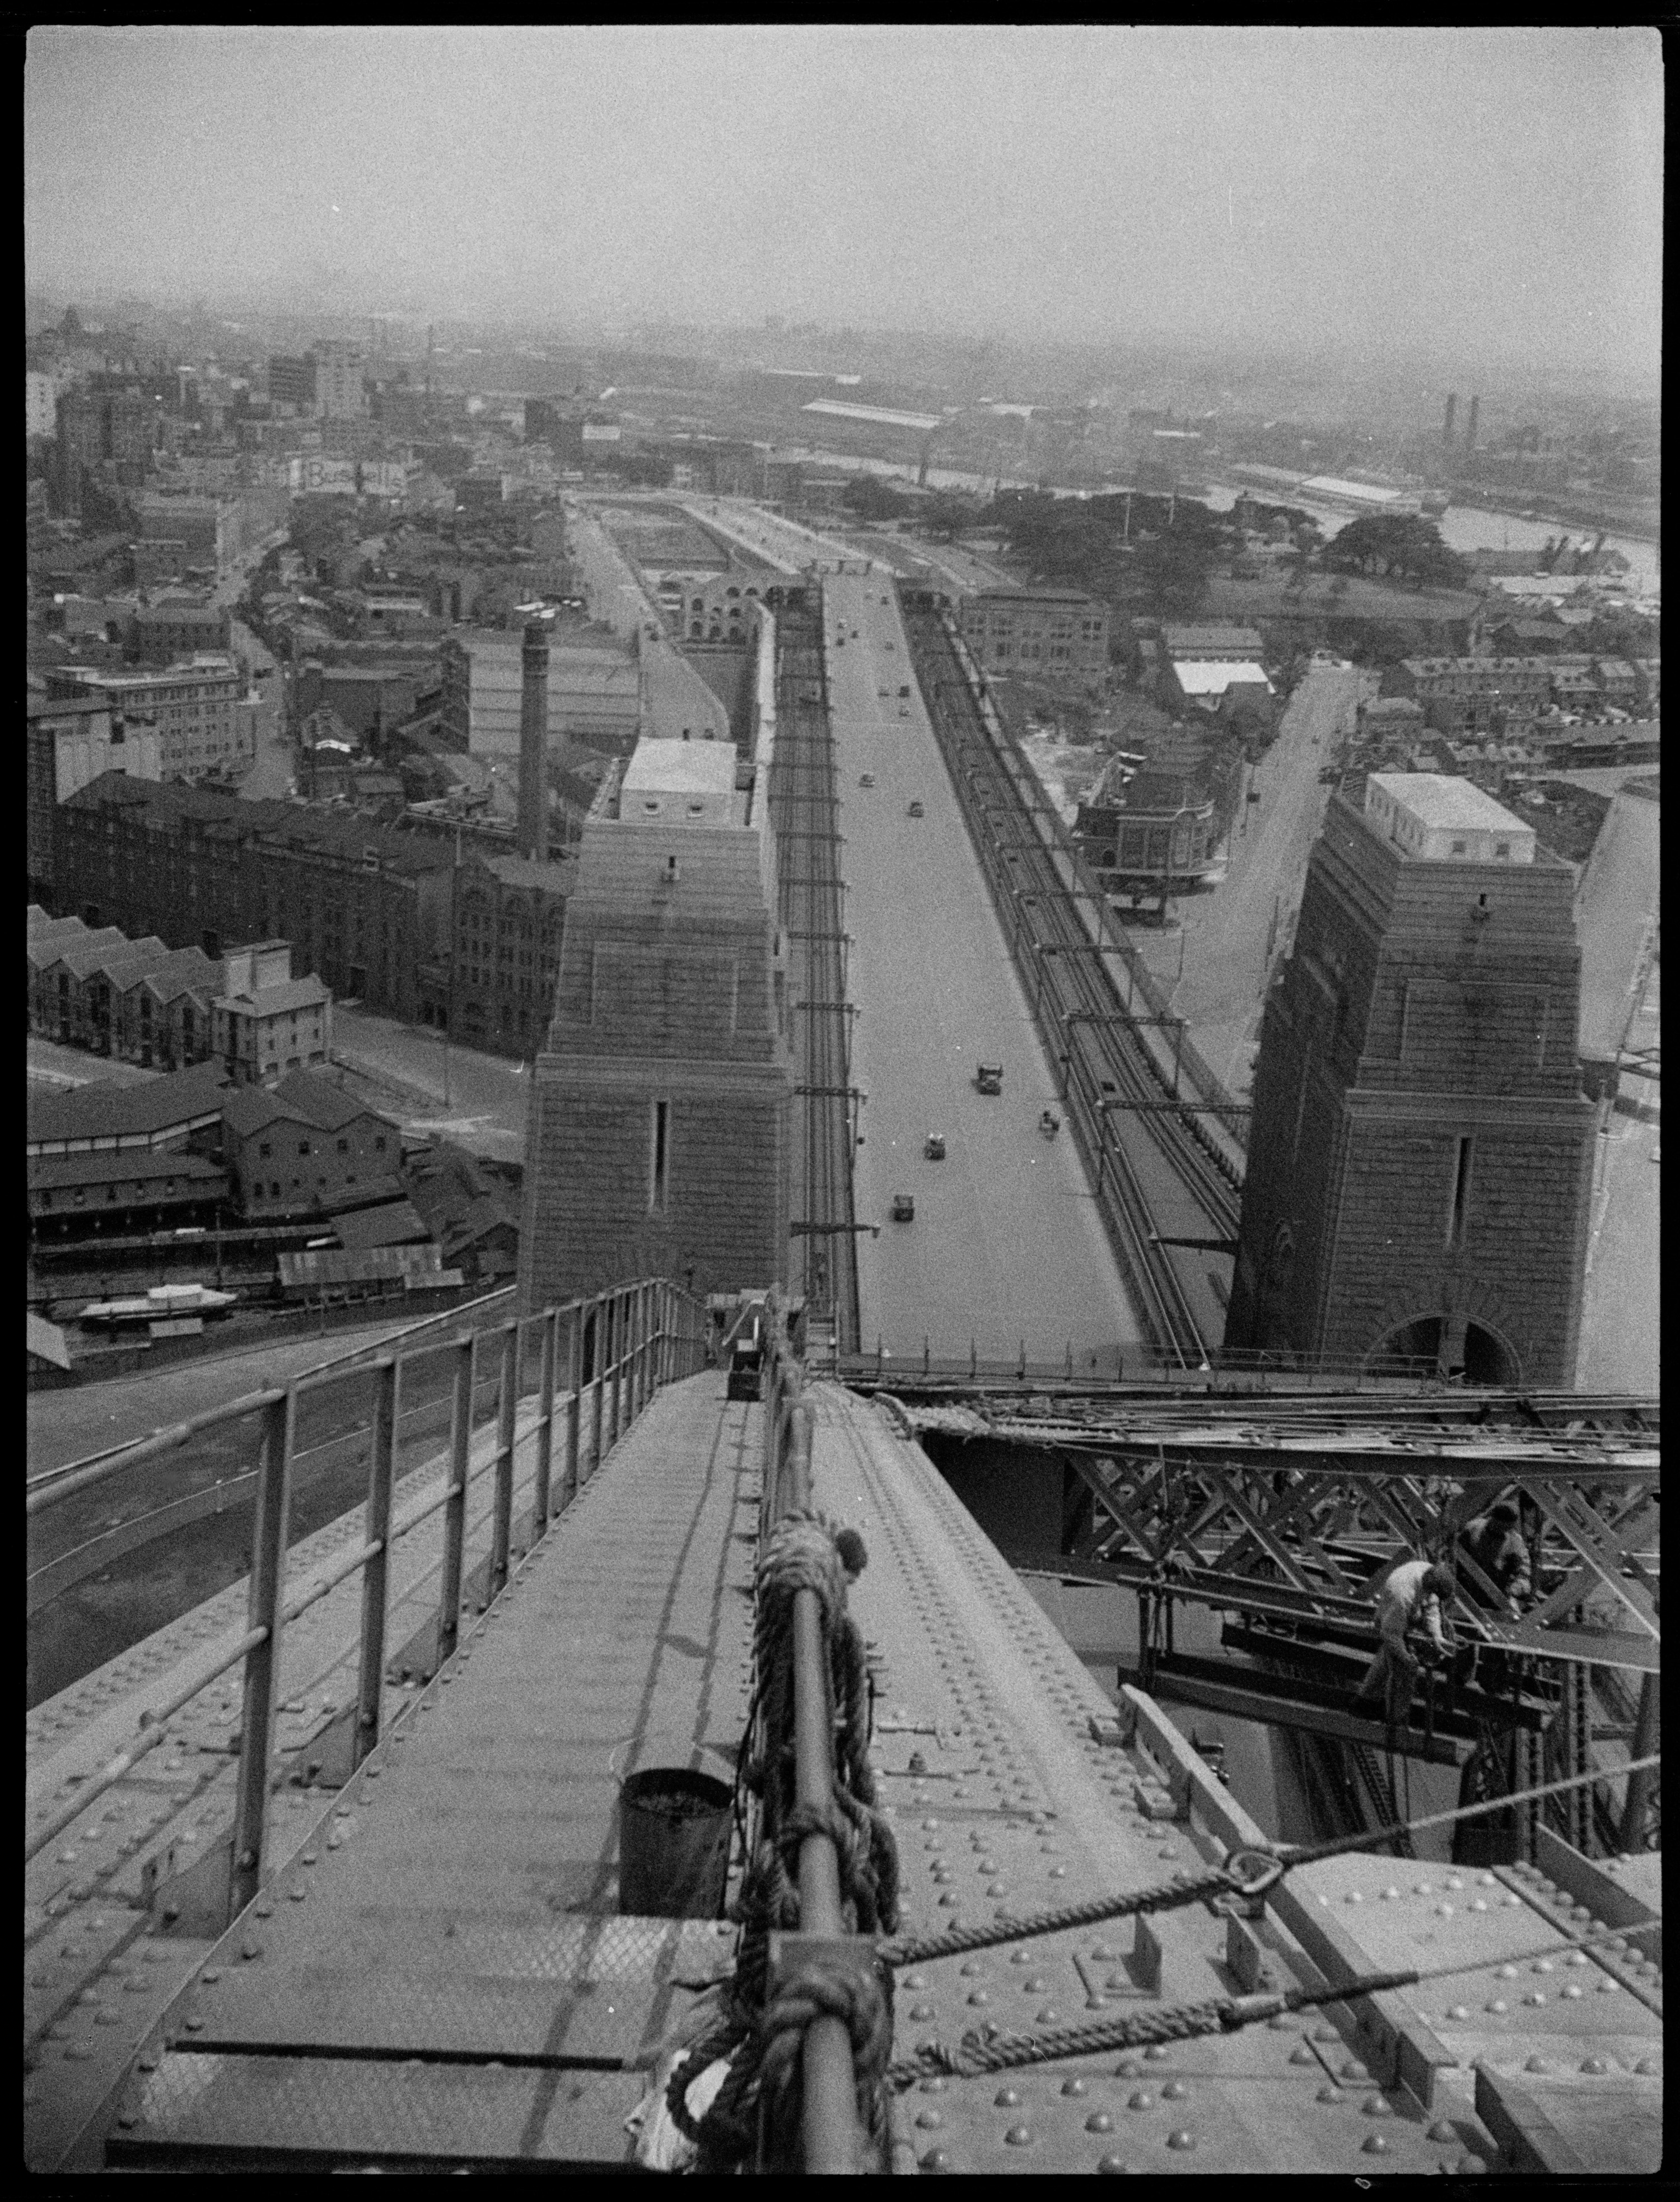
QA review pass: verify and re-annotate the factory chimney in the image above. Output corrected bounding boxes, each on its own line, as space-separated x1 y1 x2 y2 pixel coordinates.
1464 395 1480 455
1442 393 1458 449
517 619 550 862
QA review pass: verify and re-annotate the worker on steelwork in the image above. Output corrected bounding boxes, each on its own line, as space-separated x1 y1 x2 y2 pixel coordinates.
1461 1499 1532 1618
1355 1559 1457 1729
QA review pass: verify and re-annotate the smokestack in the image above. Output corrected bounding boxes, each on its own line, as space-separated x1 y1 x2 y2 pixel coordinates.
1464 395 1480 455
517 620 550 862
1442 393 1457 449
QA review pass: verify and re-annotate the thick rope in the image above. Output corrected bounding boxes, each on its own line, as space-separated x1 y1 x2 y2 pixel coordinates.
885 1752 1659 1970
889 1926 1647 2089
757 1951 897 2173
886 1862 1243 1968
684 1498 901 2172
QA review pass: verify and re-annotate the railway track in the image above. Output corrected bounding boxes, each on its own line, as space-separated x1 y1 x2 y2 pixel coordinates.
769 598 860 1350
905 607 1242 1368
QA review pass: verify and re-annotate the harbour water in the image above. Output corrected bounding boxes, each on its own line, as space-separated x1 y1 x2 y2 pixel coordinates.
754 445 1660 587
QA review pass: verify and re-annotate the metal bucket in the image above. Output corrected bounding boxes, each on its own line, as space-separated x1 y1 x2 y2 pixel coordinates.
617 1767 734 1918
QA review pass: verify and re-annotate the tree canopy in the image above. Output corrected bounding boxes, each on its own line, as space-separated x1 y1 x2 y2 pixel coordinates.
842 473 912 522
1322 514 1468 590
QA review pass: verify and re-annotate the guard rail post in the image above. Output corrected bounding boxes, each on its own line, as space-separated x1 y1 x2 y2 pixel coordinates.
609 1290 625 1445
589 1295 606 1482
489 1319 517 1598
228 1387 297 1923
627 1284 644 1423
564 1302 582 1508
533 1307 558 1531
351 1357 399 1773
437 1334 473 1670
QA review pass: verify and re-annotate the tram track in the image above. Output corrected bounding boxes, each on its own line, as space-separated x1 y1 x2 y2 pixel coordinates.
769 597 860 1350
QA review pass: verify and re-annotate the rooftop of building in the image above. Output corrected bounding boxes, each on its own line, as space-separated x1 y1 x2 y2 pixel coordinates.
273 1068 394 1135
26 1060 231 1148
621 739 739 798
28 1147 228 1192
329 1197 432 1249
1366 772 1530 837
967 585 1100 608
479 853 576 893
213 975 333 1016
56 656 241 689
63 773 458 874
1172 659 1272 696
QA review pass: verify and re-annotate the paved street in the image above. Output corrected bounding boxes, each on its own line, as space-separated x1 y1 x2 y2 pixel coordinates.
331 1005 530 1164
28 1035 160 1093
822 567 1142 1366
1156 665 1360 1096
1577 957 1660 1395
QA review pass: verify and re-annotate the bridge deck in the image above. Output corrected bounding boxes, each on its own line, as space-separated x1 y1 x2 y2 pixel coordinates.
35 1372 1662 2173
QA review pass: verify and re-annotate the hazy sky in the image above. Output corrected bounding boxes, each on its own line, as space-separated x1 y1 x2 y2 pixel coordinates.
25 26 1663 376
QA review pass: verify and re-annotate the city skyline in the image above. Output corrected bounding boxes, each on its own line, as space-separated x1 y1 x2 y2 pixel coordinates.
25 26 1663 386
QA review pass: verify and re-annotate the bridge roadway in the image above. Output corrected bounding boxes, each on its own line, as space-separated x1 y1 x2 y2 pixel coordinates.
820 567 1144 1369
30 1369 1661 2172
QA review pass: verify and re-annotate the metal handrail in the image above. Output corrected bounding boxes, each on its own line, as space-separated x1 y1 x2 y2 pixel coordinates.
758 1305 867 2173
25 1277 711 1904
27 1283 519 1509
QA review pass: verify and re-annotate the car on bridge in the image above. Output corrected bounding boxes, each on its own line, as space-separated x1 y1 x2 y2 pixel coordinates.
907 799 925 817
923 1133 946 1160
890 1193 916 1223
975 1062 1003 1095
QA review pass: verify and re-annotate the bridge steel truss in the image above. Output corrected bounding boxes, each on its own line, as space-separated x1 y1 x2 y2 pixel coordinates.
769 595 861 1351
892 1384 1659 1855
902 605 1242 1369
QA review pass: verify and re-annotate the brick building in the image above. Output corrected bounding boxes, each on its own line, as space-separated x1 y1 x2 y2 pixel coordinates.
29 1149 230 1246
440 629 641 757
1225 775 1593 1384
520 733 793 1310
27 696 163 900
1384 657 1554 735
210 940 333 1084
125 598 231 664
448 851 573 1057
221 1070 399 1220
53 776 454 1022
45 657 254 782
958 588 1109 683
1071 727 1243 894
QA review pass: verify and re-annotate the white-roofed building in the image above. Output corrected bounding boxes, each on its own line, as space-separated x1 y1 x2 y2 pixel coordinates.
1363 773 1537 865
1163 656 1275 728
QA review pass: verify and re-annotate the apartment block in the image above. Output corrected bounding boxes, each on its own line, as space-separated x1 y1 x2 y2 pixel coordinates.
958 588 1109 682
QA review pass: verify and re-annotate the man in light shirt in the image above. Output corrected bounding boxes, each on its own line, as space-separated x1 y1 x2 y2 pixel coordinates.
1355 1559 1457 1729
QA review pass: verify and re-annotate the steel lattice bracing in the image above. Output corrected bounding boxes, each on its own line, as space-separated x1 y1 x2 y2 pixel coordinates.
880 1380 1659 1850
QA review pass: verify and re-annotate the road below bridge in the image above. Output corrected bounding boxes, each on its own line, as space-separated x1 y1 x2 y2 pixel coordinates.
820 567 1143 1369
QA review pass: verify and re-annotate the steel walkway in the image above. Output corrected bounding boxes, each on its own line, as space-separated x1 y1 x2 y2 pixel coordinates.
89 1374 1660 2172
101 1370 758 2168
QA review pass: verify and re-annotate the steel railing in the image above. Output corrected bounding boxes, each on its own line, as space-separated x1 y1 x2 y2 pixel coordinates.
832 1342 1451 1389
26 1283 519 1510
25 1277 711 1927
